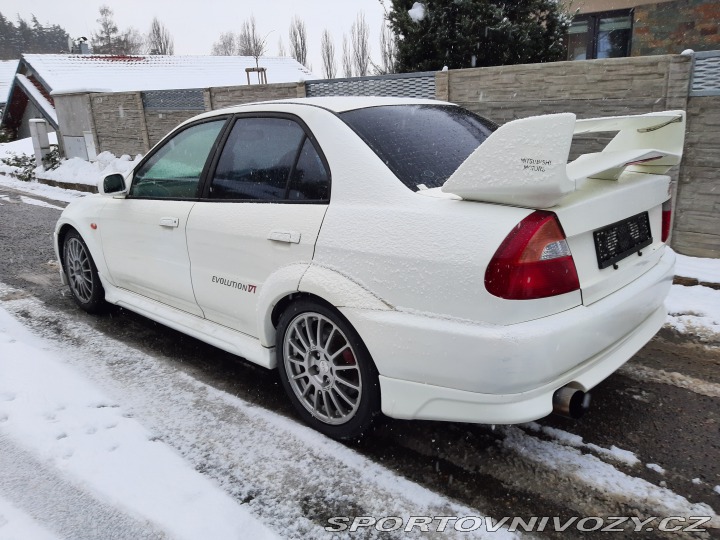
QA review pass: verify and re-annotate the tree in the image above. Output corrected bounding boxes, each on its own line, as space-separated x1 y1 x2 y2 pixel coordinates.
237 16 267 67
91 5 119 53
91 6 143 54
320 29 336 79
350 13 370 77
211 31 236 56
341 34 353 78
288 16 307 67
386 0 571 72
277 36 286 56
377 20 397 74
119 27 145 54
147 17 174 55
0 12 70 59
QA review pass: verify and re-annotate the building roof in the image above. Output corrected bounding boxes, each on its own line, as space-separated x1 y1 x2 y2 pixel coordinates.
21 54 316 95
0 60 19 106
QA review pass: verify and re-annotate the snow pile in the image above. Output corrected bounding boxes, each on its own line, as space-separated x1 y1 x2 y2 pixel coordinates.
35 151 141 187
0 136 140 187
409 2 426 22
675 252 720 283
0 306 279 540
665 284 720 339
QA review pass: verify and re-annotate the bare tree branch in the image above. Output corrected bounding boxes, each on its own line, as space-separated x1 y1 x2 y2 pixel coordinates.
289 16 308 67
377 19 396 74
237 16 268 67
211 31 236 56
320 29 337 79
147 17 174 55
342 34 353 78
350 12 370 77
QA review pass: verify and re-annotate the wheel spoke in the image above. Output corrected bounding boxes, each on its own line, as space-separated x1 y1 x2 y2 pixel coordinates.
329 345 349 362
335 377 360 391
327 388 345 417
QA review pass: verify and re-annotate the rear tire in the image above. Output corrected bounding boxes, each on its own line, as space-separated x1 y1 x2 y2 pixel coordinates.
276 299 380 440
62 230 105 313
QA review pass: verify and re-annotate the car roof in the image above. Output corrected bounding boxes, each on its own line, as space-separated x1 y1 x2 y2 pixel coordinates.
210 96 455 115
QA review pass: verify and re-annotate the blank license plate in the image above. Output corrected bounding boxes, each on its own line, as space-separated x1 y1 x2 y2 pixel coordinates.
593 212 653 269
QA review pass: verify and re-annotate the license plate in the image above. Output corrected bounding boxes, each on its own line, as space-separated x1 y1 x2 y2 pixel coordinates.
593 212 652 269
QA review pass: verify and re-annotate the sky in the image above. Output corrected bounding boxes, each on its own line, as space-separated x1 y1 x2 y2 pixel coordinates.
5 0 389 77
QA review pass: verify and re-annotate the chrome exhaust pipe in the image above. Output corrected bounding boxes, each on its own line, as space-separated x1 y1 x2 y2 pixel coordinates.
552 386 591 419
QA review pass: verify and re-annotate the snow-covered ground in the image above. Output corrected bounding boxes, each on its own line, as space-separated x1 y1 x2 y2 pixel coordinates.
666 253 720 340
0 285 518 539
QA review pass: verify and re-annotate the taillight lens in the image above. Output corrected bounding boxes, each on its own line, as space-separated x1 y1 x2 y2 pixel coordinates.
485 211 580 300
661 199 672 243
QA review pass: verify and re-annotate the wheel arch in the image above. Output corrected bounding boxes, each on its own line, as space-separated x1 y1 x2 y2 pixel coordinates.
258 263 392 350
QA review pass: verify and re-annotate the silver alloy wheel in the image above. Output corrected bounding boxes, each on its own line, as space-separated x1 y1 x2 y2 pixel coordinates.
65 237 94 303
283 312 363 425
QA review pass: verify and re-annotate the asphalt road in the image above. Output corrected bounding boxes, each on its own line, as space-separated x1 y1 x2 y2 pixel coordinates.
1 184 718 539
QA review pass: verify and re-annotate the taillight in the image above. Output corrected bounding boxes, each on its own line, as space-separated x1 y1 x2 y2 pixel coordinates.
485 211 580 300
661 199 672 243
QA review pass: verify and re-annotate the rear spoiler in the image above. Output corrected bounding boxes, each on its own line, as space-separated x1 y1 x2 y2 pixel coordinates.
441 110 686 208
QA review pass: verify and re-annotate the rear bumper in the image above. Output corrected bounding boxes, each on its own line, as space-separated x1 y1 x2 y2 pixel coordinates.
340 248 675 424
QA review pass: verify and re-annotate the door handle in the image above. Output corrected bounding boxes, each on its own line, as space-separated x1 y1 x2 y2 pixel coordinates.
268 230 301 244
159 217 179 228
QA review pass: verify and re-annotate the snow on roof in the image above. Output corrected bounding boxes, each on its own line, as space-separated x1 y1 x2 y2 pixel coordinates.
0 60 18 105
15 74 58 125
238 96 449 113
21 54 316 95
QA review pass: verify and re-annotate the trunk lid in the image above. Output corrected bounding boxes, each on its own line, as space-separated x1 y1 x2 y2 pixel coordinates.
441 110 685 305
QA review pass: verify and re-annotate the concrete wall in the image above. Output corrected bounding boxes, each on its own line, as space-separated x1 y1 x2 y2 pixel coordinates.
55 93 96 160
90 92 149 157
204 82 305 110
674 95 720 257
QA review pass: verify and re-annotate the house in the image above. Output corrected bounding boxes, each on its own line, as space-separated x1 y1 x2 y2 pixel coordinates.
0 60 19 120
1 54 315 157
567 0 719 60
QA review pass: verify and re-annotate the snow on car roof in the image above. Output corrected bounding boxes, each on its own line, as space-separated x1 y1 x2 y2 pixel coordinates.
213 96 453 115
21 54 316 95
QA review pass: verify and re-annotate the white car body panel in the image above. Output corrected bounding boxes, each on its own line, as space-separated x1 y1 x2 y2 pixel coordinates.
186 202 327 335
53 97 682 427
99 198 204 317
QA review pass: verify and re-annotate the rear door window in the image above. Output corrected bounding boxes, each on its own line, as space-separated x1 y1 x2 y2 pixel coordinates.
208 117 329 201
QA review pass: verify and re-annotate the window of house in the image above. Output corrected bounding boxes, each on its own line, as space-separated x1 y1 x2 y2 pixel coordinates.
567 11 632 61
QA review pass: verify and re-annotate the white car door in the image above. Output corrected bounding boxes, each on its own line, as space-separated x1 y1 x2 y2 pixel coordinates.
100 118 228 316
186 115 330 336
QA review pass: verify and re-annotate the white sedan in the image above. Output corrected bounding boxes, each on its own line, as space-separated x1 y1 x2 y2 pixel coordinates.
54 97 684 439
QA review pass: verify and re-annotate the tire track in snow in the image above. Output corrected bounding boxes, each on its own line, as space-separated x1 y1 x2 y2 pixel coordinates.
0 283 518 540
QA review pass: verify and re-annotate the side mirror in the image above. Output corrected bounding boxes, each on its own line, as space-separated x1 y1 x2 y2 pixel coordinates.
99 173 126 195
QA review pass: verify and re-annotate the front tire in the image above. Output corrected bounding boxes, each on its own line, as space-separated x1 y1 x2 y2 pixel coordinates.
276 299 380 440
63 230 105 313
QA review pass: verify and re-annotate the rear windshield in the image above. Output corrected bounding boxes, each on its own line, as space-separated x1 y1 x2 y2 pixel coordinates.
340 105 496 191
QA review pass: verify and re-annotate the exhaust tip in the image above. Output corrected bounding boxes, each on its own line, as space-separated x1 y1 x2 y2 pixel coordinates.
552 386 591 419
